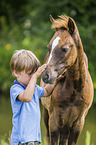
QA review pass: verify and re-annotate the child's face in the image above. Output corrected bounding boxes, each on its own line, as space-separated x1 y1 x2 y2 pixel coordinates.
14 70 33 86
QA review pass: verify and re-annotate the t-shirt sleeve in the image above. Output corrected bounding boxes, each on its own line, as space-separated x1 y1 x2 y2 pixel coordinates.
10 84 25 101
36 85 45 99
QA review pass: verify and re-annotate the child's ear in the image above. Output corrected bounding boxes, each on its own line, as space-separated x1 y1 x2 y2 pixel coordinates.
13 70 18 77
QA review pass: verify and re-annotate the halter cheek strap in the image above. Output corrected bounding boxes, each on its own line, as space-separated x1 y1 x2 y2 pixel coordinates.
56 70 66 82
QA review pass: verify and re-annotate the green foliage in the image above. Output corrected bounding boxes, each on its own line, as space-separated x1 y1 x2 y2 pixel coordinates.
0 130 94 145
0 0 96 104
85 131 91 145
0 133 10 145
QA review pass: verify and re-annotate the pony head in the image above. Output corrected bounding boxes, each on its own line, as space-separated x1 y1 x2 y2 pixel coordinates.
42 15 78 84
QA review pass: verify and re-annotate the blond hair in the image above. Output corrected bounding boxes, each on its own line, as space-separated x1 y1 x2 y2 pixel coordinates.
10 49 40 74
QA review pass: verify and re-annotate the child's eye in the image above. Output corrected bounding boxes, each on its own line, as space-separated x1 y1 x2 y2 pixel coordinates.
27 73 32 75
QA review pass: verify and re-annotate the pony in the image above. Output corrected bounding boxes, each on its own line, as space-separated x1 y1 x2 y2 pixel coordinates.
41 15 94 145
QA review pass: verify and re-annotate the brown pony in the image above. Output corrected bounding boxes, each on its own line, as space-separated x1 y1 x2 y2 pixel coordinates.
41 15 94 145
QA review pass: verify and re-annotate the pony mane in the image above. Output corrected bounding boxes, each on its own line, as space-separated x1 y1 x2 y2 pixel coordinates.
51 15 69 30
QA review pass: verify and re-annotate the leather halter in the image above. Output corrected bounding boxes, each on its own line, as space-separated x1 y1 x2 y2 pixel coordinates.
56 69 66 82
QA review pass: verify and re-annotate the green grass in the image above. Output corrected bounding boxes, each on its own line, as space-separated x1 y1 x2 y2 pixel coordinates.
0 132 10 145
0 131 94 145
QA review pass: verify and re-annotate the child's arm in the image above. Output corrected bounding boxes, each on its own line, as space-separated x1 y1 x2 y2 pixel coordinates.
18 64 47 102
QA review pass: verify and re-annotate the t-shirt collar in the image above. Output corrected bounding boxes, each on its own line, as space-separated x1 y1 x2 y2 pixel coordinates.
14 79 26 89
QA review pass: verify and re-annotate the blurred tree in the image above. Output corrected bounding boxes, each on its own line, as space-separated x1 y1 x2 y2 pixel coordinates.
0 0 96 98
0 0 28 26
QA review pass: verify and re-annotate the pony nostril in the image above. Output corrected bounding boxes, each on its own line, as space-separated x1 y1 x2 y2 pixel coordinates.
45 74 49 80
43 73 49 83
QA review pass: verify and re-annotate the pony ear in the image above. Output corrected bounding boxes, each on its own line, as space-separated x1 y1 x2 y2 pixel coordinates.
68 18 75 34
50 15 55 23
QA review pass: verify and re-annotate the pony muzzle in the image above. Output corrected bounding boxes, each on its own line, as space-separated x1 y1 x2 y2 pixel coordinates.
42 70 58 84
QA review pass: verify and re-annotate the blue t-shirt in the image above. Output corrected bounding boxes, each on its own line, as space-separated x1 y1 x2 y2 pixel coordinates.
10 80 45 145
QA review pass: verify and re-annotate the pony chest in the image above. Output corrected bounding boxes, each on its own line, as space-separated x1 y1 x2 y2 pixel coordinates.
52 79 74 103
51 78 85 106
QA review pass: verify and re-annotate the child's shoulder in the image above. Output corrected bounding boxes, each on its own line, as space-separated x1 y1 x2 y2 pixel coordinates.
35 84 45 98
10 84 25 101
10 83 25 94
35 84 44 90
10 83 23 90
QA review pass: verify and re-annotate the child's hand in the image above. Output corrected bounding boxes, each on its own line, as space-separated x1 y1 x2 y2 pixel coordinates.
34 64 47 78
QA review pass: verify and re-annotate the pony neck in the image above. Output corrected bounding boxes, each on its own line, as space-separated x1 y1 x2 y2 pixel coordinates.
67 29 86 88
68 51 86 89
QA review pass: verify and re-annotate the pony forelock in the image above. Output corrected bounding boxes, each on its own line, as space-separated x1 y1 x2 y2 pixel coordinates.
51 15 69 30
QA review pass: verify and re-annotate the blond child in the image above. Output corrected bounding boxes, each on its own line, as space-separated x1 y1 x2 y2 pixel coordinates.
10 49 55 145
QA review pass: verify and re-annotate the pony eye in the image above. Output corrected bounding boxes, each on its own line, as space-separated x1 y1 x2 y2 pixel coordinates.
62 47 69 52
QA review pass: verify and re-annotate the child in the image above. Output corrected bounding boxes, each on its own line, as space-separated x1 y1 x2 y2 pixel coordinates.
10 49 55 145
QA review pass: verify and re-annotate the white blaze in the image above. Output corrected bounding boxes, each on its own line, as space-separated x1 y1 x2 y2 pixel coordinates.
47 36 61 64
